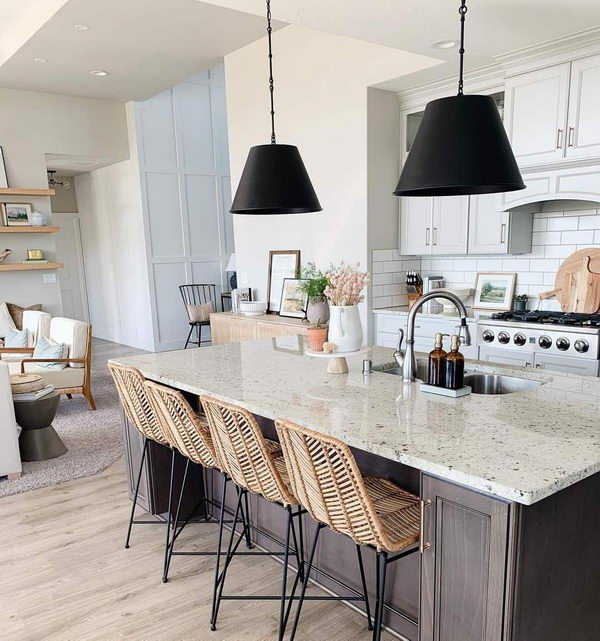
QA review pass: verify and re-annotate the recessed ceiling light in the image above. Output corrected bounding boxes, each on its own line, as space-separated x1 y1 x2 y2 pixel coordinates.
34 57 47 63
431 40 459 49
74 24 89 30
90 70 110 77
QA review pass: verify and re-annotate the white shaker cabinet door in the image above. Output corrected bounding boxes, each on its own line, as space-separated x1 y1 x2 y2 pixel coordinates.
566 54 600 160
468 193 510 254
478 346 533 368
504 63 570 166
431 196 469 255
400 197 433 255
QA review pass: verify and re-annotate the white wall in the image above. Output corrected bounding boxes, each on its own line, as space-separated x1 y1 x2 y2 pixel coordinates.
75 105 154 350
134 65 233 351
0 87 128 316
225 25 437 322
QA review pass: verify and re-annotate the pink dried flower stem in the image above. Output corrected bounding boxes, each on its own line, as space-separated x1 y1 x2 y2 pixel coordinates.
324 262 370 306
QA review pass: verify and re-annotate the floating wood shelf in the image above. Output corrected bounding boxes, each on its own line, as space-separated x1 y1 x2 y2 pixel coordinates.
0 188 55 196
0 226 59 233
0 262 63 272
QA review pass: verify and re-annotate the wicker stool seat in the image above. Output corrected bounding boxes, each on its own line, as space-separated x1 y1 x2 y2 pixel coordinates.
274 419 421 641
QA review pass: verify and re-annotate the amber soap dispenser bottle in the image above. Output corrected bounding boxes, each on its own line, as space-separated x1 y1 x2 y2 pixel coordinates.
445 334 465 390
427 333 447 387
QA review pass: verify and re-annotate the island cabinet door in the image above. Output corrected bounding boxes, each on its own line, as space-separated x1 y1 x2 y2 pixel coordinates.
420 474 515 641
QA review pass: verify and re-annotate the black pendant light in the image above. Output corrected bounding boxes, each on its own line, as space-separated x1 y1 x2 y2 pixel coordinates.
230 0 321 215
394 0 525 197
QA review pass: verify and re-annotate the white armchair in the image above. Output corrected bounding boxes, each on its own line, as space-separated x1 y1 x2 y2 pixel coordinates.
0 361 22 479
2 317 96 410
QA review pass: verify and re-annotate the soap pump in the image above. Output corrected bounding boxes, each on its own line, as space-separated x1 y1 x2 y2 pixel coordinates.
444 334 465 390
427 333 448 387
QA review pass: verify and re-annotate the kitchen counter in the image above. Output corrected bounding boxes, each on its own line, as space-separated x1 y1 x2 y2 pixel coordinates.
111 338 600 505
373 305 492 320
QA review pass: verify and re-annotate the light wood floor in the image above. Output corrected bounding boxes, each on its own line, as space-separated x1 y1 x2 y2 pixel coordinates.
1 339 394 641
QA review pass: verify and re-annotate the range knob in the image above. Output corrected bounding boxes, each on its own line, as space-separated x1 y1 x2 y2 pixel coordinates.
538 335 552 349
482 330 495 342
556 337 570 351
498 331 510 344
513 332 526 346
574 339 589 353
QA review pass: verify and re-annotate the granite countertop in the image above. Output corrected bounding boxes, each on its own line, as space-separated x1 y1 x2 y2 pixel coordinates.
111 339 600 506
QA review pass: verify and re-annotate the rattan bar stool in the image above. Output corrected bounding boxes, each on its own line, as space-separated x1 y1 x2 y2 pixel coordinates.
275 419 421 641
144 380 254 583
200 395 309 640
108 363 172 549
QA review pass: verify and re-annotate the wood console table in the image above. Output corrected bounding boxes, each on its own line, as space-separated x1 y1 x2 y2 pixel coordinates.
209 312 308 345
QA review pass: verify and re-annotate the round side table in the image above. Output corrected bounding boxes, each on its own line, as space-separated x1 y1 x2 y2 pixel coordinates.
13 392 67 461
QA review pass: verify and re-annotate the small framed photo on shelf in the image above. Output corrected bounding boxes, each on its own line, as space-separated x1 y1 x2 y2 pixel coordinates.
3 202 32 226
267 249 300 313
279 278 309 318
0 147 8 189
472 272 517 310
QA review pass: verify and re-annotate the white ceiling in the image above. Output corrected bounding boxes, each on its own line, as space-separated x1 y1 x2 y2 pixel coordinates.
0 0 279 101
1 0 600 101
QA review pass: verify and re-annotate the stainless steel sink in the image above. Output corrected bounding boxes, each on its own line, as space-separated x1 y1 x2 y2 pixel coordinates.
463 373 542 395
380 363 428 381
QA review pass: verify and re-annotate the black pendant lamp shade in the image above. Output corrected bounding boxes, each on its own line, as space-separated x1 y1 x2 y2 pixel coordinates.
394 94 525 197
231 144 321 214
394 0 525 198
230 0 321 215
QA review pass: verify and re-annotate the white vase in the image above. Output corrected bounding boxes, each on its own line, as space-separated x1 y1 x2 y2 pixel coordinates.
327 305 362 353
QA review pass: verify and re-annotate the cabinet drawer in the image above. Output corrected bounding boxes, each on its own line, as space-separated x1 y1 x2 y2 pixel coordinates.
376 314 406 335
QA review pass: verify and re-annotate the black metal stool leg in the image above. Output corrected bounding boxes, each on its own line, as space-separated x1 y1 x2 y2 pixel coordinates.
288 523 324 641
277 506 293 641
161 448 176 583
210 474 229 629
356 545 373 631
125 438 148 549
242 490 253 549
163 457 190 583
211 488 244 630
373 551 388 641
184 325 194 349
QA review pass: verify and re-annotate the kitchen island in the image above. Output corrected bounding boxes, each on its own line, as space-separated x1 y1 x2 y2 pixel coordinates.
111 338 600 641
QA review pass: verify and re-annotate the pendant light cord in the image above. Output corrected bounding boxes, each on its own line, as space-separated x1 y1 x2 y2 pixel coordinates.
457 0 467 95
266 0 276 144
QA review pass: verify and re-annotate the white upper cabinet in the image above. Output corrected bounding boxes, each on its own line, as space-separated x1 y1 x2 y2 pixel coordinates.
504 63 571 166
400 197 433 255
431 196 469 255
566 54 600 159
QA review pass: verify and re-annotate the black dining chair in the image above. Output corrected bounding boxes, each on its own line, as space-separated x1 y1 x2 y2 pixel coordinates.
180 284 218 349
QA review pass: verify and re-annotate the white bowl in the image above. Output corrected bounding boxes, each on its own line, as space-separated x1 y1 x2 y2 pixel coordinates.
239 301 267 316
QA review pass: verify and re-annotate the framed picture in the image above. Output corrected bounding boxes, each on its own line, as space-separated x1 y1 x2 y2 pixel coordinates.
0 147 7 188
472 272 517 310
4 202 32 226
267 250 300 313
279 278 309 318
231 287 252 313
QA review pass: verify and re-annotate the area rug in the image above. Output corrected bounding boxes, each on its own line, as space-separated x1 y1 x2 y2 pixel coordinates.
0 369 124 497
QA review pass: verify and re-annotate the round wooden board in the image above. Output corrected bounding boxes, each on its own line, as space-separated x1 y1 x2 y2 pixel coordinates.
10 373 44 394
539 247 600 313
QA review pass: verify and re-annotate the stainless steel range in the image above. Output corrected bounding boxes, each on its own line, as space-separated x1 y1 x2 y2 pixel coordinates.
477 311 600 376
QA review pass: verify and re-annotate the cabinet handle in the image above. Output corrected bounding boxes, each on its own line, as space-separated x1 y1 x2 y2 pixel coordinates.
419 498 432 554
500 223 507 244
432 227 438 245
568 126 575 147
556 128 563 149
535 363 542 369
425 227 430 246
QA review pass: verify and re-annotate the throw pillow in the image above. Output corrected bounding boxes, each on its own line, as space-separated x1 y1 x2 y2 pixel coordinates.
0 302 16 338
32 336 67 370
186 302 215 323
6 303 43 330
5 328 29 348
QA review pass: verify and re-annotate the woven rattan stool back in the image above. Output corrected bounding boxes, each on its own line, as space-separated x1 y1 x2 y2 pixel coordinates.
275 419 418 551
145 381 219 469
108 363 169 446
201 395 297 505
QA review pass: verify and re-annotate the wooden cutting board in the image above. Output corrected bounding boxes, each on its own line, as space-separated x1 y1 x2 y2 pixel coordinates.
539 248 600 313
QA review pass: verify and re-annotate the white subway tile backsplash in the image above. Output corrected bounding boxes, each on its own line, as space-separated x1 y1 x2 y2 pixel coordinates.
372 285 384 297
518 272 544 285
453 259 477 270
392 294 408 306
528 284 549 297
476 259 503 271
503 259 529 271
547 217 579 231
372 296 392 309
544 244 577 258
532 218 547 232
532 231 562 245
372 273 393 286
383 284 404 296
543 272 556 285
569 209 597 216
578 215 600 230
595 230 600 244
383 260 403 272
561 230 593 244
529 258 560 271
391 249 402 261
402 259 421 270
372 249 393 261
